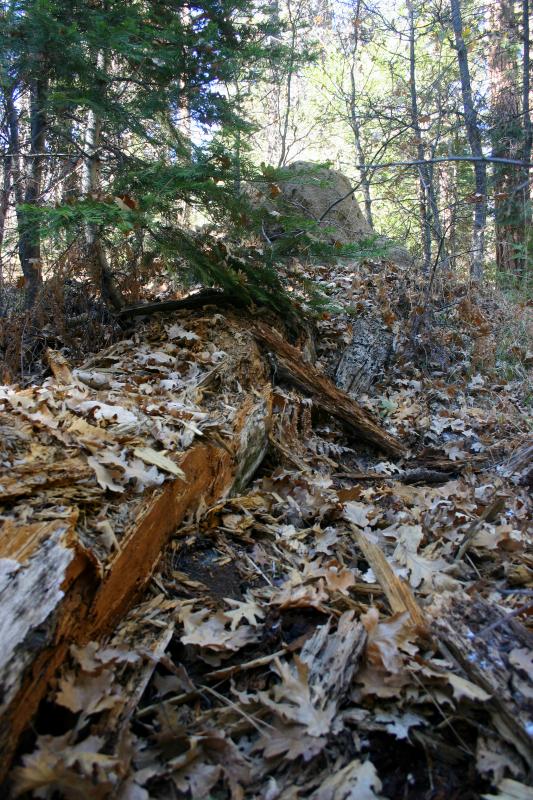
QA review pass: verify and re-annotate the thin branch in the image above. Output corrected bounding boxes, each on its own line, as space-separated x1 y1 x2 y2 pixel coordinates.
318 155 533 223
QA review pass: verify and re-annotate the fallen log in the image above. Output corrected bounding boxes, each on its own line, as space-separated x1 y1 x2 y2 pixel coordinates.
251 320 406 458
0 309 404 783
0 312 272 783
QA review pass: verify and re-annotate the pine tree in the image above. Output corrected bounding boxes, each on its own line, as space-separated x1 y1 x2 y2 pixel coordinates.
0 0 298 312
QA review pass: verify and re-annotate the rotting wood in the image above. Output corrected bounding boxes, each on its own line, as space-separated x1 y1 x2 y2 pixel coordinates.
432 596 533 773
333 467 455 484
501 436 533 486
0 321 273 784
0 456 92 501
251 321 406 458
0 428 271 783
334 315 393 396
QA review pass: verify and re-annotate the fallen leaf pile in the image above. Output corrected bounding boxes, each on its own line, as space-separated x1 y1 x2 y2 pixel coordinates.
2 254 532 799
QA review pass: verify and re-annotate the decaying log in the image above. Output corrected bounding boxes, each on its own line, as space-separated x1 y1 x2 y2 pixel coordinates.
334 315 393 396
252 321 406 458
116 288 247 319
0 311 404 782
432 596 533 773
0 429 271 783
0 319 272 783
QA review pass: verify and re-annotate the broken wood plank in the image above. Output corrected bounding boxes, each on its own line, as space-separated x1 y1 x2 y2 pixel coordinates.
0 456 92 500
252 321 406 458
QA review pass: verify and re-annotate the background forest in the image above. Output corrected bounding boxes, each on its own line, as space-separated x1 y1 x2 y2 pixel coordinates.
0 0 531 371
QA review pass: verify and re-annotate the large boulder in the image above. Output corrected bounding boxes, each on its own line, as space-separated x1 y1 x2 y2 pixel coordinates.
254 161 373 244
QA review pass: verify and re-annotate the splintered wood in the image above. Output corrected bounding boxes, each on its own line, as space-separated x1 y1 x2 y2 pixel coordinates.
0 312 273 781
251 321 406 458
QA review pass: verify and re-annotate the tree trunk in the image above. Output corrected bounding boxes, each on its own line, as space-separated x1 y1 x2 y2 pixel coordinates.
0 154 11 293
450 0 488 280
521 0 532 247
16 76 46 308
489 0 525 276
408 0 432 275
277 0 299 167
347 74 373 228
346 0 374 228
81 51 124 310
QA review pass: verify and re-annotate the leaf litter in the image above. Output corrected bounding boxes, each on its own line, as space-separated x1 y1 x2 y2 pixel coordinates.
2 256 532 799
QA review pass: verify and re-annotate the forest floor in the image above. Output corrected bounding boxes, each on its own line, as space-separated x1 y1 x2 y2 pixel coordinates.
1 252 532 799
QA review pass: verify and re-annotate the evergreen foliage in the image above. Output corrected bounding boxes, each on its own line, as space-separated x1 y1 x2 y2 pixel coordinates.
1 0 327 312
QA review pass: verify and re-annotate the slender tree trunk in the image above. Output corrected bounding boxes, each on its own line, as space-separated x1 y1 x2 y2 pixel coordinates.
346 0 373 228
450 0 488 280
489 0 525 276
17 76 47 307
408 0 432 274
407 2 447 273
278 0 297 167
82 52 123 310
0 153 12 292
522 0 532 233
348 65 373 228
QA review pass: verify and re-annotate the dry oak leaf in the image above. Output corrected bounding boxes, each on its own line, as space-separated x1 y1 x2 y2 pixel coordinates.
362 607 418 674
270 577 330 610
74 400 139 429
482 778 533 800
309 758 385 800
166 323 200 341
70 641 140 673
446 673 492 703
391 524 448 590
343 501 375 528
255 721 327 761
11 733 120 799
87 456 124 493
54 668 122 715
169 732 250 800
133 446 186 480
253 656 337 737
179 605 260 651
224 595 265 630
301 559 357 595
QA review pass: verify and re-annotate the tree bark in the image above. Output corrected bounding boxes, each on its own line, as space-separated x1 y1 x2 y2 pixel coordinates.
0 154 11 293
346 0 374 228
15 75 47 307
407 1 448 274
521 0 532 234
450 0 488 280
408 0 432 275
81 51 124 310
489 0 526 276
251 320 406 458
277 0 298 167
